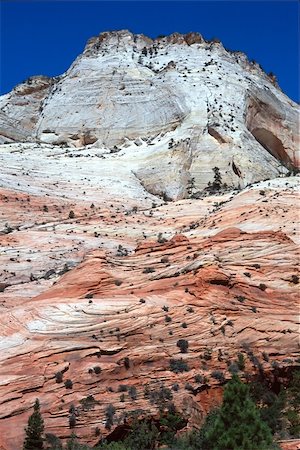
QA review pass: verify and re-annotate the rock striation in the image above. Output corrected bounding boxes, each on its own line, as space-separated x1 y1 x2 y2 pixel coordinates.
0 30 299 198
0 30 299 449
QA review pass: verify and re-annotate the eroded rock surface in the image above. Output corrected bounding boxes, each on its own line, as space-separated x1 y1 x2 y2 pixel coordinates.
0 141 299 449
1 30 299 196
0 30 299 450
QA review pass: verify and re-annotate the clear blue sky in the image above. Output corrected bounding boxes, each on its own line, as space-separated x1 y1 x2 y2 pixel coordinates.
0 1 299 102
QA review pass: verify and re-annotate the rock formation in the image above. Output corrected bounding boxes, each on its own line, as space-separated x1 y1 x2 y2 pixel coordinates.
0 30 299 449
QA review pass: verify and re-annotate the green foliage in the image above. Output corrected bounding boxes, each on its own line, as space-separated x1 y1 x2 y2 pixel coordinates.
170 409 219 449
23 399 44 450
128 386 137 400
64 379 73 389
177 339 189 353
211 370 225 383
105 404 116 430
283 369 300 437
55 371 63 383
149 385 173 407
45 433 63 450
97 443 131 450
250 379 285 434
159 411 186 445
65 433 91 450
169 358 189 373
205 375 274 450
237 353 245 370
123 420 159 450
206 166 223 192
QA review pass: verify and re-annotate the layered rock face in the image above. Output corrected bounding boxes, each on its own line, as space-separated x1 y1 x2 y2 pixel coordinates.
0 30 299 449
1 30 299 199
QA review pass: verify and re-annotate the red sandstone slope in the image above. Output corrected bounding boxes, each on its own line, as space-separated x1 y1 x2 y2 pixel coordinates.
0 178 299 449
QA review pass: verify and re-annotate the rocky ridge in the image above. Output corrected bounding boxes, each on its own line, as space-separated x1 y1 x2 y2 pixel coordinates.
0 30 299 449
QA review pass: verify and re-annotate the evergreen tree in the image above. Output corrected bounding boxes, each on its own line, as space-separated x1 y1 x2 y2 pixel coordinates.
23 399 44 450
205 374 275 450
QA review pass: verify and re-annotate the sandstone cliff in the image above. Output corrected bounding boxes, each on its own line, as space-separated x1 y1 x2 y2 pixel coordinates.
0 30 299 449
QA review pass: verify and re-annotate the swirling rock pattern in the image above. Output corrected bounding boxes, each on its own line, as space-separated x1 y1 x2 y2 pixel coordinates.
0 30 299 449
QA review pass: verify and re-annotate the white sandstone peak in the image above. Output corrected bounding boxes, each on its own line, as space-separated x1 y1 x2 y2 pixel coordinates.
0 30 299 200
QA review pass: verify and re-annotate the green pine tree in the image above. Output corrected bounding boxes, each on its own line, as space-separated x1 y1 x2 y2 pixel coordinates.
205 374 275 450
23 398 44 450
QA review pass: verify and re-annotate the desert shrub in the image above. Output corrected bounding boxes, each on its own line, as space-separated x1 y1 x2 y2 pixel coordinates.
228 363 239 375
105 404 116 430
118 384 128 392
194 374 204 383
128 386 137 400
177 339 189 353
169 359 190 373
143 267 155 274
124 419 159 450
69 413 76 428
211 370 225 383
64 379 73 389
55 371 63 383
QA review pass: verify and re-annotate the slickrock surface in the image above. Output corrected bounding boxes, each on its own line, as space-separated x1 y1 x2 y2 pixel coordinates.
1 30 299 197
0 30 299 449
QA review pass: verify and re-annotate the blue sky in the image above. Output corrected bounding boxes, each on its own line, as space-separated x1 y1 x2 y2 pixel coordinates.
0 1 299 102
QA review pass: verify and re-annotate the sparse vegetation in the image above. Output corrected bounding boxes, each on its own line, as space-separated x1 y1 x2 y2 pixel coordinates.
64 379 73 389
177 339 189 353
23 399 44 450
169 358 190 373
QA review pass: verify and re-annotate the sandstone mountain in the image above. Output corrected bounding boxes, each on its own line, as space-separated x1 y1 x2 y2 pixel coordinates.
0 30 299 449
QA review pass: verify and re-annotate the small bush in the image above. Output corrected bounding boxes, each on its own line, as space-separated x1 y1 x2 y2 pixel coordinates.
228 363 239 374
169 358 190 373
143 267 156 274
128 386 137 400
237 353 245 370
105 404 116 430
64 379 73 389
94 366 101 374
185 382 194 392
211 370 225 383
118 384 128 392
55 371 63 383
69 414 76 428
195 374 204 383
177 339 189 353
